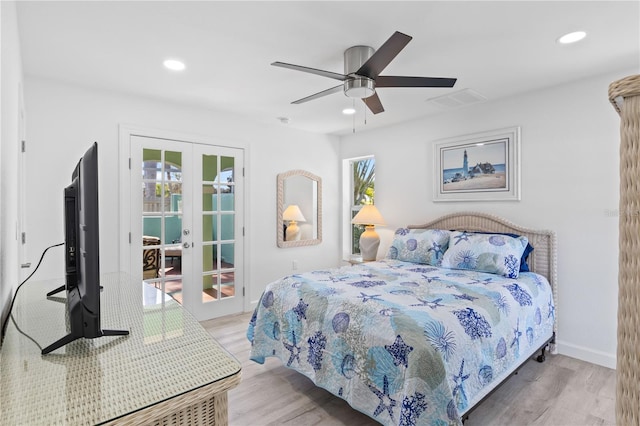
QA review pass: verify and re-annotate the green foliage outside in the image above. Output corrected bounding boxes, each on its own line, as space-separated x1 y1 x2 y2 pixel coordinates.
353 158 375 205
352 158 375 254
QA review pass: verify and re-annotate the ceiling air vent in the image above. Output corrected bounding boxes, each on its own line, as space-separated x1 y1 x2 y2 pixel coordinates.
426 88 486 109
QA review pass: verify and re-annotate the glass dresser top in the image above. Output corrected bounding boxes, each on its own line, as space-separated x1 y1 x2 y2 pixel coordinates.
0 272 241 425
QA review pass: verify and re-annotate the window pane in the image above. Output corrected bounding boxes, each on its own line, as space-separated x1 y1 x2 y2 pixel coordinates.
221 271 235 299
352 158 375 206
202 273 218 301
202 214 215 242
202 184 215 213
165 151 182 176
215 191 234 212
203 243 215 273
350 157 375 255
142 186 159 213
164 183 181 216
221 157 234 179
142 149 162 176
220 243 234 268
142 236 160 281
142 149 162 214
219 215 234 240
142 150 182 214
351 210 365 255
164 214 182 244
202 154 218 182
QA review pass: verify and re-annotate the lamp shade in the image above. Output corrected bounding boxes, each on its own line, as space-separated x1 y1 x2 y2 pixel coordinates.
283 205 306 222
351 204 385 226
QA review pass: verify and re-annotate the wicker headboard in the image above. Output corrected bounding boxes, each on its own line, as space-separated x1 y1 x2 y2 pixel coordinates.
408 212 558 337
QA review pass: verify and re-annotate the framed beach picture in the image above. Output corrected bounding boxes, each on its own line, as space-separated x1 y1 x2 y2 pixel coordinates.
433 126 521 201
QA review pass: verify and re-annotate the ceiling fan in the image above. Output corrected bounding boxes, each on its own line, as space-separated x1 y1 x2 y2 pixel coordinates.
272 31 457 114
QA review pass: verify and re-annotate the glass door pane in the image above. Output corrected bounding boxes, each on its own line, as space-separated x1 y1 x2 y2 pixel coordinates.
141 148 184 302
201 156 236 301
134 137 242 321
192 147 242 317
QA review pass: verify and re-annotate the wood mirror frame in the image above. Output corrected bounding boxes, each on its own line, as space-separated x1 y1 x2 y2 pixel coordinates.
277 170 322 248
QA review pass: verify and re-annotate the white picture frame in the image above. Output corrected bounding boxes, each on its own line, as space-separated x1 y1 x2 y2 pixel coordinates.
433 126 521 202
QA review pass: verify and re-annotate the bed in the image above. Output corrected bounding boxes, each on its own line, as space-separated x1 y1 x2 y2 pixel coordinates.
247 212 557 425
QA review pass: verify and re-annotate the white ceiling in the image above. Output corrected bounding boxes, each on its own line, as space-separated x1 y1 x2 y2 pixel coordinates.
15 1 640 135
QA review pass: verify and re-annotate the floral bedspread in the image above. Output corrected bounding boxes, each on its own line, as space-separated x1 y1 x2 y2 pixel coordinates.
247 260 555 426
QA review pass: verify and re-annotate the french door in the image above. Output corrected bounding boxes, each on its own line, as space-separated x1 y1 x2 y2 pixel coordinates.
129 135 244 320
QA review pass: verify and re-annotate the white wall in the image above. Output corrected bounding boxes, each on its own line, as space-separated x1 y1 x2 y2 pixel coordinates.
339 69 631 369
0 1 24 330
23 77 340 308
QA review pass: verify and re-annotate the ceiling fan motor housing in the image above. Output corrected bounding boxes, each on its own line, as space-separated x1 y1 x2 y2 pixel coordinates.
344 45 376 98
272 31 456 113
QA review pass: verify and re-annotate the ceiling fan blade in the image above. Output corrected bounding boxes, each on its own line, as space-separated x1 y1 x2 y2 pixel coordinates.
362 92 384 114
376 76 457 88
272 62 348 81
356 31 412 79
292 84 344 104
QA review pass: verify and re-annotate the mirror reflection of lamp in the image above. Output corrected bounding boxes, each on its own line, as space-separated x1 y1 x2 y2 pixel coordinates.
283 205 306 241
351 204 386 261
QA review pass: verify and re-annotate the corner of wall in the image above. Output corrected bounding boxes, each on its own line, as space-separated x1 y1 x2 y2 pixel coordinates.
0 0 25 334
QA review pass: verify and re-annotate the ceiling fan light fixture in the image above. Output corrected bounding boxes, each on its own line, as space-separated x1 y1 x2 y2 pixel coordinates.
342 107 356 115
344 78 375 99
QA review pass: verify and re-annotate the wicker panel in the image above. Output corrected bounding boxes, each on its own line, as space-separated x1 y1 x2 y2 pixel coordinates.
408 212 558 352
608 74 640 115
106 373 241 426
609 74 640 426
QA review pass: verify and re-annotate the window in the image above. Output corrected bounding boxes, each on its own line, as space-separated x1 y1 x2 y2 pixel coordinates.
346 156 375 256
142 156 182 213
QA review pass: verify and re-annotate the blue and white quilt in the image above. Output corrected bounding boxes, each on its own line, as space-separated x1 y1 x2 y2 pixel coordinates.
247 259 555 426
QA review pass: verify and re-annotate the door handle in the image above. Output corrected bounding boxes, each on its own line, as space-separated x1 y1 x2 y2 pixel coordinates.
183 242 191 249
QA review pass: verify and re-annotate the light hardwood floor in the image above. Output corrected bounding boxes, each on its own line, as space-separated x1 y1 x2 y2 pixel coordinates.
202 312 616 426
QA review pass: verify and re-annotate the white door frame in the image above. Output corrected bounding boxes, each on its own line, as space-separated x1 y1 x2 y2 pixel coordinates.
118 124 250 315
18 82 29 280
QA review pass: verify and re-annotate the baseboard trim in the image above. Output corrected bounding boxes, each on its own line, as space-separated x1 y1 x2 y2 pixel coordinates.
556 339 616 369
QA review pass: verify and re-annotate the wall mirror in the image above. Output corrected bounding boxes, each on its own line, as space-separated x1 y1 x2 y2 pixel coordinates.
277 170 322 248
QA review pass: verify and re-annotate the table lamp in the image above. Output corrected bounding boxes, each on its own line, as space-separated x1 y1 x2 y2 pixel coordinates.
283 205 306 241
351 204 386 261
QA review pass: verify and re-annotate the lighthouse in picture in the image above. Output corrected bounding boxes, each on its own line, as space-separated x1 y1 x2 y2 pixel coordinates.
463 149 468 177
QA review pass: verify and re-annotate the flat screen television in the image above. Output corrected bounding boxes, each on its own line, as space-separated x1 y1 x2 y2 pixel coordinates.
42 142 128 355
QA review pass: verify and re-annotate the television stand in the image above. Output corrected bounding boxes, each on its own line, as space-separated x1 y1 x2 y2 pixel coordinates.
42 284 128 354
46 284 105 297
41 327 130 355
45 284 65 297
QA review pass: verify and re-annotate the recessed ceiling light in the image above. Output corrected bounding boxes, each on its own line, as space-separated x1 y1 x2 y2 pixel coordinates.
163 59 186 71
342 108 356 115
557 31 587 45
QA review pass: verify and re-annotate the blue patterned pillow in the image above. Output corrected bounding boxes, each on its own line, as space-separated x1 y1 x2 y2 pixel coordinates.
441 232 529 278
386 228 450 266
469 231 534 272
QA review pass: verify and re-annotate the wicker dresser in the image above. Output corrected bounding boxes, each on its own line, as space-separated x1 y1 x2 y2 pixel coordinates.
1 272 241 425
